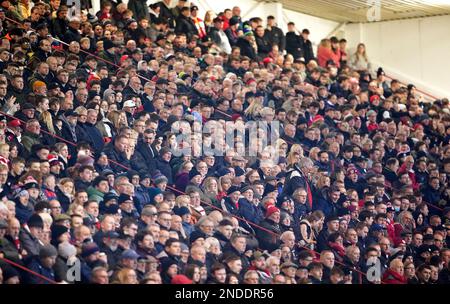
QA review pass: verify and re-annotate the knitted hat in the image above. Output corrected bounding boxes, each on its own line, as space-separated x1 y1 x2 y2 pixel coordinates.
189 168 202 180
118 193 134 205
27 214 44 229
103 39 116 51
39 244 58 259
58 241 77 259
81 242 100 258
173 206 191 216
265 205 280 218
154 175 169 185
227 185 241 196
243 25 253 36
51 224 69 241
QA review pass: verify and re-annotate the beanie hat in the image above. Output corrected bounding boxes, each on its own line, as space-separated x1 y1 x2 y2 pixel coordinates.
265 204 280 218
173 206 191 217
39 244 58 259
148 187 163 203
103 39 116 51
189 230 206 244
58 241 77 259
27 214 44 229
227 185 241 196
243 25 253 36
51 225 69 241
189 168 202 180
234 166 245 177
154 175 169 185
229 16 240 27
81 242 100 258
118 193 134 205
160 258 178 274
263 183 277 197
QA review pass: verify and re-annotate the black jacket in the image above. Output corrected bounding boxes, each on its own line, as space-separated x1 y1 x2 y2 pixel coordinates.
264 26 285 51
255 218 281 251
300 37 315 63
255 35 272 58
104 143 131 174
156 157 173 184
64 27 82 44
157 1 175 27
131 140 158 175
285 31 303 59
236 37 257 61
175 15 198 40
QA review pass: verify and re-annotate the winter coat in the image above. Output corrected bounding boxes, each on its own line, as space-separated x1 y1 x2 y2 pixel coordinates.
255 218 281 252
156 157 173 184
285 31 303 59
104 143 131 174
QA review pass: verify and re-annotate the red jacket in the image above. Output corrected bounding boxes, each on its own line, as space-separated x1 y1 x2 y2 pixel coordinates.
317 46 341 68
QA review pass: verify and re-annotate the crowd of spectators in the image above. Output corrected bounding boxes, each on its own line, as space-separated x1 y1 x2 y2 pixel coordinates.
0 0 449 285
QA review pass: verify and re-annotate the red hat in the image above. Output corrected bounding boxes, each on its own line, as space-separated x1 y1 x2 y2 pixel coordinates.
310 114 324 125
7 119 21 128
171 274 193 284
120 55 129 63
412 123 423 131
265 204 280 218
47 154 60 166
246 78 256 85
370 95 380 103
263 57 273 64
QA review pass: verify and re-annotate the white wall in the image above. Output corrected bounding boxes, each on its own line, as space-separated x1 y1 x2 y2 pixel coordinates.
343 15 450 99
198 0 339 47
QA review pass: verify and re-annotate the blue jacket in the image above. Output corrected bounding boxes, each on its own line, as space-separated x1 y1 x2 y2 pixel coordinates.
27 258 56 284
238 198 263 226
313 190 338 218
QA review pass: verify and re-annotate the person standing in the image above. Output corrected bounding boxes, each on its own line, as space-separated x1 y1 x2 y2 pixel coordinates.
265 16 285 52
285 22 303 60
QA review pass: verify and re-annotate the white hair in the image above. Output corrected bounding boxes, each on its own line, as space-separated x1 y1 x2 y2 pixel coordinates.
204 237 220 251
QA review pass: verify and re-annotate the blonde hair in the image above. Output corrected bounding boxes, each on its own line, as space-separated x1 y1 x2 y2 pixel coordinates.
113 268 137 284
244 98 264 118
204 10 217 25
39 111 55 134
202 177 219 196
175 195 190 208
319 39 331 50
68 202 84 216
59 178 75 196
